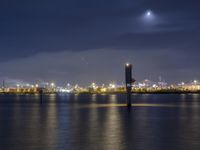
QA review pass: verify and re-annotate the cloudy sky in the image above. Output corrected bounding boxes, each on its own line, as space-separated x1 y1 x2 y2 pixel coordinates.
0 0 200 86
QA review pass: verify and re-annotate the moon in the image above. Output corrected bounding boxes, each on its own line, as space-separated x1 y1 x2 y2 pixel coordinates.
142 10 155 23
146 10 152 17
140 10 156 26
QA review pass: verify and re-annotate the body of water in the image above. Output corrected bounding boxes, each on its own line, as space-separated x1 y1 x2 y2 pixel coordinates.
0 93 200 150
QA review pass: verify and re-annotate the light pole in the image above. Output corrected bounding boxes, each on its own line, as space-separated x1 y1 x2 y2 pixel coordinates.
125 63 135 107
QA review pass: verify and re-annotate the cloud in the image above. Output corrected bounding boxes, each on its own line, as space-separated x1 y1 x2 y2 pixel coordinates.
1 0 200 62
0 49 199 85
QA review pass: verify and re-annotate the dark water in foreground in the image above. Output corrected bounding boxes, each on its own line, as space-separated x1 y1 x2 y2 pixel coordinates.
0 94 200 150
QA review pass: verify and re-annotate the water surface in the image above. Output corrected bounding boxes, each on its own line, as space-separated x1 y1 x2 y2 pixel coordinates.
0 94 200 150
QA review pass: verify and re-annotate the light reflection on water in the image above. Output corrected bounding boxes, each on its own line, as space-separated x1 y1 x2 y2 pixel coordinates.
0 94 200 150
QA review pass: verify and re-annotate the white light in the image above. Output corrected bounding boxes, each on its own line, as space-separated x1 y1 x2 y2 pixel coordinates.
145 10 152 17
112 84 116 88
51 82 55 87
143 10 155 22
152 84 157 88
109 83 116 89
194 80 197 85
91 82 97 89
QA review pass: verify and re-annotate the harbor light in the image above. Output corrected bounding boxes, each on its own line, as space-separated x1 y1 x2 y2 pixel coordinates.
51 82 55 87
194 80 197 85
109 83 116 89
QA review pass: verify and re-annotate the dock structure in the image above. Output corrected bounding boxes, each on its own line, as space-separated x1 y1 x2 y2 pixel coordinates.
125 63 135 107
39 88 43 104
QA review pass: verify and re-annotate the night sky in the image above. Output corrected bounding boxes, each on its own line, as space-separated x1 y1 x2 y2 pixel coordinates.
0 0 200 86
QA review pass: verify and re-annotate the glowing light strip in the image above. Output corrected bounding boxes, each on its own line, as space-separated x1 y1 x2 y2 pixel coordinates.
77 103 178 109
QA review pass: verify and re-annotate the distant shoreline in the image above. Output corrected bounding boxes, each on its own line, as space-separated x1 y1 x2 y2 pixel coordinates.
0 91 200 95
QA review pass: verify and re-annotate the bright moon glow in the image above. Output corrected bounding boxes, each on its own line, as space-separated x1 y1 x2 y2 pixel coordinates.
146 10 152 17
142 10 155 23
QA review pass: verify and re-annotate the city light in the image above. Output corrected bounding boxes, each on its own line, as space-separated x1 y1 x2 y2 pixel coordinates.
0 79 200 94
109 83 116 89
51 82 55 87
194 80 197 85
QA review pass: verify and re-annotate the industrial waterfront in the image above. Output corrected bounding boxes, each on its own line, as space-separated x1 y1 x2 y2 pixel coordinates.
0 65 199 150
1 79 199 94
